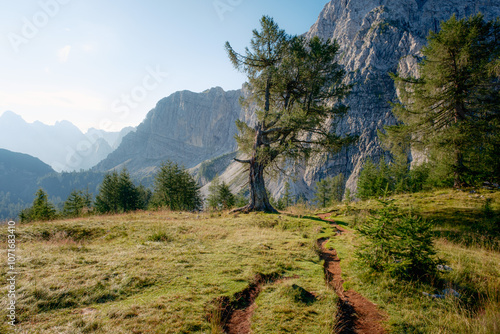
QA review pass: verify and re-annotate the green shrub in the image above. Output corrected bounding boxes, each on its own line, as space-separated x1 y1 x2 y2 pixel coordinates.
357 156 432 199
62 189 92 218
19 189 57 222
95 169 147 214
313 173 345 207
150 161 202 211
356 200 439 280
357 159 391 199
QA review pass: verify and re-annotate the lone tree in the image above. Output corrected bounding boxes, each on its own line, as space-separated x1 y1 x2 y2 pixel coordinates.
384 14 500 187
225 16 355 212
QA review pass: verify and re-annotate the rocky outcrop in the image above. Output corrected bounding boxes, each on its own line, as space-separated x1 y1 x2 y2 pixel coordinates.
94 87 244 178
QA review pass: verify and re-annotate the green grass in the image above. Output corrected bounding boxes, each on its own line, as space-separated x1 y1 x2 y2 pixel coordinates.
251 265 336 333
323 188 500 334
1 188 497 333
0 210 337 333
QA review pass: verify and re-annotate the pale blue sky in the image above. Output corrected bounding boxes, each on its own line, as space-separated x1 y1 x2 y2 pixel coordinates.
0 0 328 132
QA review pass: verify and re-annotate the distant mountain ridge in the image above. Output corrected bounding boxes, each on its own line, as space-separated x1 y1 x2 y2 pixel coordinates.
0 148 105 220
0 111 134 172
0 149 54 219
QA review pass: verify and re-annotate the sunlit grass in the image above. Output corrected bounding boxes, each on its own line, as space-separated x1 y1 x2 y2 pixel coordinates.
324 188 500 333
1 188 497 333
0 210 337 333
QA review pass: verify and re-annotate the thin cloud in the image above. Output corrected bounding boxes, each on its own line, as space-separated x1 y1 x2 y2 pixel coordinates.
0 90 105 111
57 45 72 63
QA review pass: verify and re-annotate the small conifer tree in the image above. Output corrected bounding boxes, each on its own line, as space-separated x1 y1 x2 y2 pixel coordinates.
20 189 57 222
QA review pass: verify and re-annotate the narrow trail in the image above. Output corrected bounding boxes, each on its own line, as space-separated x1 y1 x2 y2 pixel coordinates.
224 277 263 334
219 274 287 334
317 213 387 334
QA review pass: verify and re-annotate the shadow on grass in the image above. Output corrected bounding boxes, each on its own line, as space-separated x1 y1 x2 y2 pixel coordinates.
422 208 499 250
391 322 426 334
302 215 328 223
305 215 351 228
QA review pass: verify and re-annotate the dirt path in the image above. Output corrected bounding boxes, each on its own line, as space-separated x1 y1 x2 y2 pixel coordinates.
224 279 262 334
217 274 285 334
317 213 387 334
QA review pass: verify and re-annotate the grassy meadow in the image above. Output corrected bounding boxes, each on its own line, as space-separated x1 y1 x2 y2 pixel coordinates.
0 210 338 333
324 188 500 334
0 188 499 333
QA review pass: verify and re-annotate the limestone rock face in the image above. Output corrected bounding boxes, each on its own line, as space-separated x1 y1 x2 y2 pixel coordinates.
94 87 243 177
301 0 500 195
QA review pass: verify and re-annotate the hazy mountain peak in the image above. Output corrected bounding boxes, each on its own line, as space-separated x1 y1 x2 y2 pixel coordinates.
0 110 24 123
0 112 133 172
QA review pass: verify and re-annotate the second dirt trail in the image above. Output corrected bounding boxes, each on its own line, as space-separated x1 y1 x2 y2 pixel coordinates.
317 213 387 334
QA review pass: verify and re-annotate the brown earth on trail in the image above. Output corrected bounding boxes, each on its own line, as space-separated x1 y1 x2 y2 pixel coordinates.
317 213 350 234
221 273 293 334
225 282 261 334
221 274 299 334
317 213 387 334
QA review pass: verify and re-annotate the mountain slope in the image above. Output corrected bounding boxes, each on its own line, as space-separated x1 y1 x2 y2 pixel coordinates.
0 148 106 220
94 87 244 178
0 149 55 219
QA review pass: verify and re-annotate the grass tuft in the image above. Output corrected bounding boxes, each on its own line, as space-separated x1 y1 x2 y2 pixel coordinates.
148 231 173 242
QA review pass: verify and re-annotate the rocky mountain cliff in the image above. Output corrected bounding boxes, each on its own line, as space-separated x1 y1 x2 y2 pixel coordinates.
95 0 499 200
300 0 500 195
94 87 244 178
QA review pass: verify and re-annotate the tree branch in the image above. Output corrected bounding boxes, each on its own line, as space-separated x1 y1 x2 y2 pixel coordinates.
262 127 284 135
234 158 251 164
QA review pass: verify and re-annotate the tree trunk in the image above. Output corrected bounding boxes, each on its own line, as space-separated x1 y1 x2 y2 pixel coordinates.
233 123 278 213
453 105 467 188
246 158 277 212
453 149 466 188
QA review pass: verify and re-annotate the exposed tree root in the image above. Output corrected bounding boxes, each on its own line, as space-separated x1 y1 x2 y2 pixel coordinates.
230 204 278 214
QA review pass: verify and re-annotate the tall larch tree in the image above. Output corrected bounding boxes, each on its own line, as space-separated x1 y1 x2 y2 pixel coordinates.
225 16 355 212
